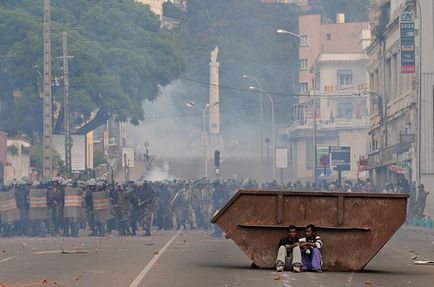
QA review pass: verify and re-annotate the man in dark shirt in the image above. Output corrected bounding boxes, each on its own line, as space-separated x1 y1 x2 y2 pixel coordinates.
275 225 302 272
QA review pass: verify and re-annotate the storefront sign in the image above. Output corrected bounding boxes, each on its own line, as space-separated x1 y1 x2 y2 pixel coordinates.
397 161 411 169
330 146 351 171
400 11 415 73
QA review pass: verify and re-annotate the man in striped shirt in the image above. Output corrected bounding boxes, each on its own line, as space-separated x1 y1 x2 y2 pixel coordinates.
299 224 323 272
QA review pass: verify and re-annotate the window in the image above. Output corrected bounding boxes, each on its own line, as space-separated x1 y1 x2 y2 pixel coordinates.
326 33 332 40
300 34 309 47
337 69 353 86
300 59 308 70
300 82 308 94
337 102 353 119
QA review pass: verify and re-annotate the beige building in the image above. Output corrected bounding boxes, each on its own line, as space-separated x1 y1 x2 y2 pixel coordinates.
4 137 31 181
367 0 434 218
136 0 164 21
281 14 370 182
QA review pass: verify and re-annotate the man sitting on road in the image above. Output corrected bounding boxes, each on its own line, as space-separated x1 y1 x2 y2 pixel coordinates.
275 225 302 272
299 224 323 272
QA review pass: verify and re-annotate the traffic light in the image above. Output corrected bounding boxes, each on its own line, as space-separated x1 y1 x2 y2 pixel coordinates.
214 150 220 168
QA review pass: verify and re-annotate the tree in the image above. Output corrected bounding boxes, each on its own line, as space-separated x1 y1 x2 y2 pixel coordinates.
0 0 185 135
309 0 371 23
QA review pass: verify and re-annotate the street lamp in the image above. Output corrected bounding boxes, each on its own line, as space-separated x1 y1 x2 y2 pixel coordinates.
249 86 276 180
186 101 220 178
243 75 264 164
277 28 318 186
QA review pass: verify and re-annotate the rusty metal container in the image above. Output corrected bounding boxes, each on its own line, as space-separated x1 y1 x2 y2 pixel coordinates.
211 190 408 271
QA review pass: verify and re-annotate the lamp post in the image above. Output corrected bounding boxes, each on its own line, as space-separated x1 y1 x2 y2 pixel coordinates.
249 87 276 180
277 28 318 186
243 75 264 164
186 101 220 178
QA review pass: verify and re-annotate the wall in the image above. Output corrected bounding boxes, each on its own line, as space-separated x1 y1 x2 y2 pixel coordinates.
5 138 31 181
320 22 370 53
419 0 434 218
299 14 321 91
0 132 6 182
0 132 6 163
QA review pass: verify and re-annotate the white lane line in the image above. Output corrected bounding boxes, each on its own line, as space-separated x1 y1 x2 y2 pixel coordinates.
129 230 183 287
0 256 15 263
31 250 60 255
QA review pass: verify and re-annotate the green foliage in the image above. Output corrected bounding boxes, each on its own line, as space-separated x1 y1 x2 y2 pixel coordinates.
309 0 371 23
7 145 19 156
30 136 43 170
0 0 185 135
30 135 63 171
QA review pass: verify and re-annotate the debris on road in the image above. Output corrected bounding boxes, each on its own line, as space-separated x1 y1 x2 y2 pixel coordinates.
61 248 89 254
274 275 280 280
414 260 434 265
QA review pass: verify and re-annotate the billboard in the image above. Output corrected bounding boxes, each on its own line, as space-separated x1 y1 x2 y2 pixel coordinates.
275 148 288 169
53 134 87 171
330 146 351 171
400 11 415 73
316 146 330 168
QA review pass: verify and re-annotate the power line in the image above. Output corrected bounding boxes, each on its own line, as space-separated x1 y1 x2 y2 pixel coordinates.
143 98 295 120
178 76 299 97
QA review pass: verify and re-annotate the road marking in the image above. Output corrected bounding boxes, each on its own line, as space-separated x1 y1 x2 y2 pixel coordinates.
31 250 60 255
0 256 15 263
129 230 182 287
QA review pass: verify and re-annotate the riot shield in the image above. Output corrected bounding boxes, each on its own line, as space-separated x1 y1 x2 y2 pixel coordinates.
63 186 82 219
0 190 19 223
92 191 111 222
29 189 48 220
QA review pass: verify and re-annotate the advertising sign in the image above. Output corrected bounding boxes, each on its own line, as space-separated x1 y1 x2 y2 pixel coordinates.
400 11 415 73
330 146 351 171
316 146 330 168
53 134 87 171
275 148 288 169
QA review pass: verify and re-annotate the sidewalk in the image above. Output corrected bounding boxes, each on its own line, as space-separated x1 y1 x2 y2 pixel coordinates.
400 225 434 240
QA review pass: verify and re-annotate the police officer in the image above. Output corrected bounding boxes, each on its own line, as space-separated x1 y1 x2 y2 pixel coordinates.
139 181 154 236
115 182 130 236
85 180 97 236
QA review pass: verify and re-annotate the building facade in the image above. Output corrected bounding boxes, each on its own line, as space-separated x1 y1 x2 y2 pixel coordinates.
280 14 370 182
4 137 31 181
367 0 434 217
0 131 6 183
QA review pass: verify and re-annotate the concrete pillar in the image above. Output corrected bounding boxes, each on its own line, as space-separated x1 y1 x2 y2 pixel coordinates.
209 46 221 146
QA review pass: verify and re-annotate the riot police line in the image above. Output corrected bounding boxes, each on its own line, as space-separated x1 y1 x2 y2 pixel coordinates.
0 177 248 238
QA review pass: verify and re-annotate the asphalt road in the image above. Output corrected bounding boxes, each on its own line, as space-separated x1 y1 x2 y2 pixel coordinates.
1 229 433 287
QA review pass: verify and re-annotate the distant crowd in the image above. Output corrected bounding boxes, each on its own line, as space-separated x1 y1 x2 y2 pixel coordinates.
0 175 428 238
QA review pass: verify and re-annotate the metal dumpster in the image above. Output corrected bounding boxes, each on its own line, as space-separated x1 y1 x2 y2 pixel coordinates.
211 190 408 271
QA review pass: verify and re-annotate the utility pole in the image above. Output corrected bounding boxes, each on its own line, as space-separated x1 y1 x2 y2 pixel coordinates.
43 0 52 179
62 31 72 179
